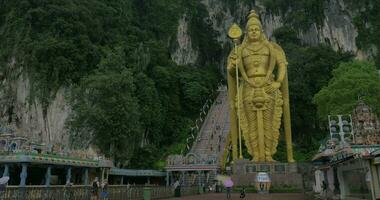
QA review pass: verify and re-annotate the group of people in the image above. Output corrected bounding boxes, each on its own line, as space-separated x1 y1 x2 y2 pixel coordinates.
91 177 108 200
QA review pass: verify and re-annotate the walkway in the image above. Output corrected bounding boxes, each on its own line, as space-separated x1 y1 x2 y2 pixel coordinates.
163 193 312 200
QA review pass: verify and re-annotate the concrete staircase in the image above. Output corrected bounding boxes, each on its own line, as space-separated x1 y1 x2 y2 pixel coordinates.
190 86 230 163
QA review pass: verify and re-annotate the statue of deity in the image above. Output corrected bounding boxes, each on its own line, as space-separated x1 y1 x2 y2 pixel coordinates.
227 10 295 162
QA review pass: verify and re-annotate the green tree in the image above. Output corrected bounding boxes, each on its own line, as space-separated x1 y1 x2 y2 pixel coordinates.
69 50 141 166
314 60 380 119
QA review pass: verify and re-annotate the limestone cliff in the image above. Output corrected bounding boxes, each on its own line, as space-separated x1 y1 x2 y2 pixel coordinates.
171 0 374 66
0 58 70 145
171 14 199 65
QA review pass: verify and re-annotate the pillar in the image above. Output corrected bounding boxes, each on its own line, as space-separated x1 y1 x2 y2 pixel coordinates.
170 172 173 186
367 160 378 200
105 168 109 181
101 168 105 183
147 177 150 184
83 168 89 185
181 171 185 186
327 168 335 192
45 166 52 186
121 176 124 185
3 164 9 177
197 171 203 194
19 163 28 186
337 167 348 199
197 171 202 186
66 167 72 184
166 172 169 186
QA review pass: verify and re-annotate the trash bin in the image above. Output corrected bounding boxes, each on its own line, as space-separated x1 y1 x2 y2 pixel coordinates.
174 186 181 197
143 186 152 200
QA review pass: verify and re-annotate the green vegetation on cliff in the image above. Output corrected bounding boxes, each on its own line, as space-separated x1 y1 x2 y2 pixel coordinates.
0 0 221 167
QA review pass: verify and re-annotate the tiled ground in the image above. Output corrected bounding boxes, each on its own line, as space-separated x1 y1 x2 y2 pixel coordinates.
163 193 313 200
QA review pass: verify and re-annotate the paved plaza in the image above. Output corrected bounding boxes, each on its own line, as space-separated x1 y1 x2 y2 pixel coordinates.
163 193 314 200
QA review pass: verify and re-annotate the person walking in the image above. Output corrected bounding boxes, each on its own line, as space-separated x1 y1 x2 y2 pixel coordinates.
92 177 100 200
239 187 246 199
226 186 232 199
64 181 73 200
101 179 109 200
223 178 233 199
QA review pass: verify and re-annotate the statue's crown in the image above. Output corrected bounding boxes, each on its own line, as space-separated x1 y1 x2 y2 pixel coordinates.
246 10 261 28
247 10 259 21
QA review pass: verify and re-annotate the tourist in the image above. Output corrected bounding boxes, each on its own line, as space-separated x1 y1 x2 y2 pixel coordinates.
92 177 100 200
64 181 73 200
239 187 246 199
101 179 109 200
226 185 232 199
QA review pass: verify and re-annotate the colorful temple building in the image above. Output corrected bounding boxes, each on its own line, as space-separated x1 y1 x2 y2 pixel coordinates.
313 102 380 200
0 131 166 187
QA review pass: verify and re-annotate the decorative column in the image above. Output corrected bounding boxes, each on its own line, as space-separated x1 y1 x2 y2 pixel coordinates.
83 168 89 185
170 172 173 185
166 172 169 186
147 177 150 184
181 171 185 186
197 171 202 194
197 171 202 186
66 167 72 184
45 166 52 186
337 167 348 199
101 168 105 183
120 176 124 185
20 163 28 186
3 164 9 177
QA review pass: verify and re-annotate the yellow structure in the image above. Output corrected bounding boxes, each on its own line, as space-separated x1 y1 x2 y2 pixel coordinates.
227 10 295 163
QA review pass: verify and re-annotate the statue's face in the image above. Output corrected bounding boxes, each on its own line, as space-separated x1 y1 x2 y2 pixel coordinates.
247 25 261 42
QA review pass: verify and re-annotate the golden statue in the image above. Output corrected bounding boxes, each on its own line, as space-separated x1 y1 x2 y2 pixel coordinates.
227 10 295 163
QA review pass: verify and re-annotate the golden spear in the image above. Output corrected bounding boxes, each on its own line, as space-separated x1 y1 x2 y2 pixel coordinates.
228 23 243 159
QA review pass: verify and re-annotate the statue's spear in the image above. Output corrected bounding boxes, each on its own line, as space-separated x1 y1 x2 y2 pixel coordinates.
228 23 243 159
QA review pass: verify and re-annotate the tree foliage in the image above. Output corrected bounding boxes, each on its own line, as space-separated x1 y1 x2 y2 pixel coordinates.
314 61 380 119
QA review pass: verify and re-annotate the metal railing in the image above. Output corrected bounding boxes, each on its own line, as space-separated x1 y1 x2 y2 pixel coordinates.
0 185 198 200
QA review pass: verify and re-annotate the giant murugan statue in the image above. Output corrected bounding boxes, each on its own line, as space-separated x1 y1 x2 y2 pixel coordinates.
227 10 295 163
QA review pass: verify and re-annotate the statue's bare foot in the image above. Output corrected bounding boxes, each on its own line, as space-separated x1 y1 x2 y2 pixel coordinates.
251 158 259 162
266 157 277 162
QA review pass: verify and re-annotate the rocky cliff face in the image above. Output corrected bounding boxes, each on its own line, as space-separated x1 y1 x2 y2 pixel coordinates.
0 58 70 145
171 14 199 65
257 0 363 56
171 0 372 66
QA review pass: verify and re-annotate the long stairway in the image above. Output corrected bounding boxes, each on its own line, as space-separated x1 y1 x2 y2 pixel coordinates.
190 86 230 163
166 86 231 187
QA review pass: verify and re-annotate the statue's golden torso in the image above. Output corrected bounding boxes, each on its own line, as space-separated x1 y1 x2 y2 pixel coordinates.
242 43 269 86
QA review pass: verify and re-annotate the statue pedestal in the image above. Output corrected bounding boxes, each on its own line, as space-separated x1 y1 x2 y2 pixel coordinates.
230 159 310 191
